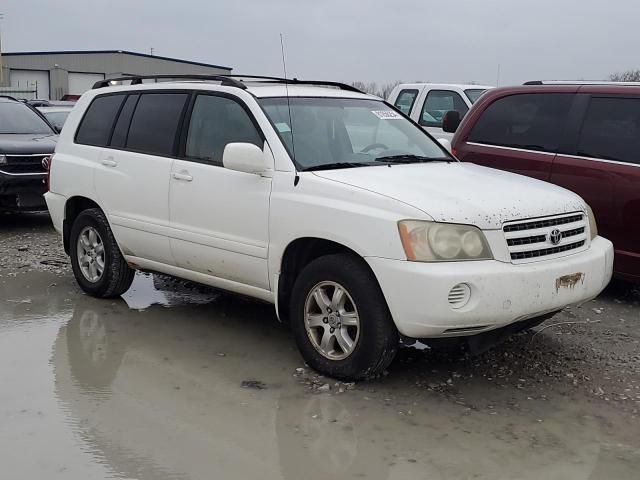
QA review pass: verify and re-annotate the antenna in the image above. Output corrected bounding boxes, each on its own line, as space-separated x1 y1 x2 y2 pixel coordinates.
280 33 299 186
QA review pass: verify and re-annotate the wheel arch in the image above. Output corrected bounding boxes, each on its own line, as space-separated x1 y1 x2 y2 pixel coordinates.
62 196 103 254
276 237 384 324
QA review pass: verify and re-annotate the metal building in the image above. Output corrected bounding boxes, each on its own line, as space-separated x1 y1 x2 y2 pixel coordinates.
0 50 232 100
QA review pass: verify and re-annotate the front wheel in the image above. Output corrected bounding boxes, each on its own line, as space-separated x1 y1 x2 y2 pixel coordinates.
290 254 399 380
69 208 135 298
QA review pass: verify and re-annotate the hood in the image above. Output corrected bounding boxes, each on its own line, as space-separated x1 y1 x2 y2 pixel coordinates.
0 133 58 155
312 162 586 229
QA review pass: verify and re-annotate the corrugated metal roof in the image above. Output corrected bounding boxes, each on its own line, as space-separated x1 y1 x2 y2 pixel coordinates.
3 50 231 71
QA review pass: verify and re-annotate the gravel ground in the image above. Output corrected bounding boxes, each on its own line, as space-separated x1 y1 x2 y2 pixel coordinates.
1 212 640 478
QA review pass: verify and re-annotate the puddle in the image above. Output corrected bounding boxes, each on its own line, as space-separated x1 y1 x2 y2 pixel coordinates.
1 270 639 479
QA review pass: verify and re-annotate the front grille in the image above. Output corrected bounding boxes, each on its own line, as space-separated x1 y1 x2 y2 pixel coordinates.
503 213 588 263
0 154 49 174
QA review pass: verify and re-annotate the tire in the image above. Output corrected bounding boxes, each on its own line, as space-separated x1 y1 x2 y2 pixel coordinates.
289 254 399 380
69 208 134 298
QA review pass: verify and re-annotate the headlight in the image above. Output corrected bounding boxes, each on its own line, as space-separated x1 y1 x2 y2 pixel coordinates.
0 155 6 166
398 220 493 262
586 205 598 240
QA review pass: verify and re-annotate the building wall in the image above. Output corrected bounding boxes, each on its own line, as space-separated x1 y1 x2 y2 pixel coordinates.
0 51 232 100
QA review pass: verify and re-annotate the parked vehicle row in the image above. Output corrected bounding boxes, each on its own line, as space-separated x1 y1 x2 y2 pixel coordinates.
442 82 640 282
45 75 613 380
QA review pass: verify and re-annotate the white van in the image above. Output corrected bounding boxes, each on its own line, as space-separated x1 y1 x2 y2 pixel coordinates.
387 83 493 141
45 75 612 380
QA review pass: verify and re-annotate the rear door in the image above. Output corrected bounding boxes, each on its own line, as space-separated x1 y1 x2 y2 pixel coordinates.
416 89 469 141
460 93 574 181
551 94 640 280
93 91 189 265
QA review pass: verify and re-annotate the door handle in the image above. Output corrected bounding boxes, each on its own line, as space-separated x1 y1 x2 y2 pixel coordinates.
172 171 193 182
101 157 117 167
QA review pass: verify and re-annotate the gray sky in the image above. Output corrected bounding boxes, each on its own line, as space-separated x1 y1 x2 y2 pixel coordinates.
1 0 637 86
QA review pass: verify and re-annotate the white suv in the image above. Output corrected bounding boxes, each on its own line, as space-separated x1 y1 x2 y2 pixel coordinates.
46 75 613 380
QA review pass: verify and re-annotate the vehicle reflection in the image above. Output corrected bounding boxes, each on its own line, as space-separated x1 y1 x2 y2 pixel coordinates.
49 274 626 480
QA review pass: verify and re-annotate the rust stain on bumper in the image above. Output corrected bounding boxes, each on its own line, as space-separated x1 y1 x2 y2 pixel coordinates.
555 272 585 292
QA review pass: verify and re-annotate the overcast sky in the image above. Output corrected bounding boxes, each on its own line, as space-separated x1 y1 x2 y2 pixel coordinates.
1 0 637 86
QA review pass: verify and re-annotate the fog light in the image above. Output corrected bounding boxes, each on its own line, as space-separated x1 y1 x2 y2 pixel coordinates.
448 283 471 309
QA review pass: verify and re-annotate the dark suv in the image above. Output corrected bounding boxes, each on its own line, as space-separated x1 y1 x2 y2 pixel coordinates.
0 96 58 212
448 82 640 282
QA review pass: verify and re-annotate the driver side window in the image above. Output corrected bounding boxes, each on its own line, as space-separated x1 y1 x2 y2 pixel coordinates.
420 90 468 128
185 95 262 166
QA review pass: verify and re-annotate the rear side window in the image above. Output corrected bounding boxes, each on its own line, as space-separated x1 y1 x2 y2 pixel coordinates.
420 90 468 128
393 89 418 115
185 95 262 166
577 97 640 165
75 94 125 146
468 93 573 152
126 93 189 156
110 94 139 148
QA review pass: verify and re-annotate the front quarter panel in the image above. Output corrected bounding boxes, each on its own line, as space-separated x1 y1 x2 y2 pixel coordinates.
268 170 430 277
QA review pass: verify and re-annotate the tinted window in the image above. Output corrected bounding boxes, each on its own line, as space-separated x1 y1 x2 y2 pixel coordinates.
110 95 139 148
468 93 573 152
126 93 188 156
185 95 262 165
577 97 640 165
393 89 418 115
75 95 125 146
420 90 468 128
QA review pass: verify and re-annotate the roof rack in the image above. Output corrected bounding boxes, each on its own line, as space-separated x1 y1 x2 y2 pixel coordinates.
92 74 363 93
524 80 640 86
0 94 19 102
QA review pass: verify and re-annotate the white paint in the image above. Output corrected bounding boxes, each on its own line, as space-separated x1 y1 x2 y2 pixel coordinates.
68 72 105 96
46 81 613 342
387 83 494 141
10 69 50 99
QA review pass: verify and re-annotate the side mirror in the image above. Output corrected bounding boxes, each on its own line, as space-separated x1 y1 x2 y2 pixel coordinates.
222 143 265 174
442 110 462 134
437 138 452 153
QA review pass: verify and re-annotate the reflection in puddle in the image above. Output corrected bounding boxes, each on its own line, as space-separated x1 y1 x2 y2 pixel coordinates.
2 270 640 479
121 272 221 310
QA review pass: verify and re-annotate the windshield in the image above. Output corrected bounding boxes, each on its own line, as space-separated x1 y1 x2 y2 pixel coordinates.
464 89 487 104
0 102 54 134
259 97 450 170
42 111 71 130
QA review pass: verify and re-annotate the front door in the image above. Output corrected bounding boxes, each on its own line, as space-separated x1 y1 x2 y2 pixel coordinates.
169 93 272 289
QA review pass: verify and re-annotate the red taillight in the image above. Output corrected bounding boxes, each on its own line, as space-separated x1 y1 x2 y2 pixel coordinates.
43 155 53 191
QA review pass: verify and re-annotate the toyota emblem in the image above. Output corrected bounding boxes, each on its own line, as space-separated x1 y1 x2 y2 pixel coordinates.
549 229 562 245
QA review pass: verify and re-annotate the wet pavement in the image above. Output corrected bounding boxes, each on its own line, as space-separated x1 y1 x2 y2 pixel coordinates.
1 214 640 479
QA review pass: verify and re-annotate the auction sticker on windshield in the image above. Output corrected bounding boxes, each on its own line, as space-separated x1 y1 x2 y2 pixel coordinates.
371 110 402 120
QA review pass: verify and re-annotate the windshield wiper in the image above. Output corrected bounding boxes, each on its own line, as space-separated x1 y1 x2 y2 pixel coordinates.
374 154 448 164
302 162 370 172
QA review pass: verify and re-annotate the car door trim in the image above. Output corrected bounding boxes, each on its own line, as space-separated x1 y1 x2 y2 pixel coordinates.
466 142 557 157
554 153 640 168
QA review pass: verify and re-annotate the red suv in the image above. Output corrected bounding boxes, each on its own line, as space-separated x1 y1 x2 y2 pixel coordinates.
448 82 640 282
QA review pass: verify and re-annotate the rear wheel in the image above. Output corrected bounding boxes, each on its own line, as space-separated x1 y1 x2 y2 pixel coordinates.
70 208 134 298
290 254 399 380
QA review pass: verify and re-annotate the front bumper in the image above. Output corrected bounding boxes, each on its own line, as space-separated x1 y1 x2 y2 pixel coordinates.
367 236 614 338
0 172 47 211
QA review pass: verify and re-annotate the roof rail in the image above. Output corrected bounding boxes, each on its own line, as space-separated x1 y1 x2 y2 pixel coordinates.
93 74 363 94
93 74 247 89
524 80 640 86
0 94 19 101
